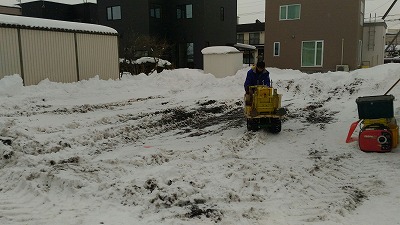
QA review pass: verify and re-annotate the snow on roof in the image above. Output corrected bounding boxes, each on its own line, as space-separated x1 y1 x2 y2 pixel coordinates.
0 4 20 8
1 0 96 7
201 46 240 55
0 0 17 7
234 43 257 50
364 18 385 24
0 14 117 34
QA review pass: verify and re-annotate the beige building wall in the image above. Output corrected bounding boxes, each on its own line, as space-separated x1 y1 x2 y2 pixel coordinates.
76 34 119 81
0 27 21 79
362 23 386 67
20 29 78 85
0 6 21 16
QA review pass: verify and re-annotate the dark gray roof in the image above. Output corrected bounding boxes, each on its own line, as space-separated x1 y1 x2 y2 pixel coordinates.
237 21 265 33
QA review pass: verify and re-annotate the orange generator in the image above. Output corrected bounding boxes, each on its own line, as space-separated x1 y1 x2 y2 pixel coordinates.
356 95 398 152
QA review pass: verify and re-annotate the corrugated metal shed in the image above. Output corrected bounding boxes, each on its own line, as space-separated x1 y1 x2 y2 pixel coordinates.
0 14 119 85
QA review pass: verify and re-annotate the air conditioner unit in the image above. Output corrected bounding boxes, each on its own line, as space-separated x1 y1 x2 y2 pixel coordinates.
336 65 349 72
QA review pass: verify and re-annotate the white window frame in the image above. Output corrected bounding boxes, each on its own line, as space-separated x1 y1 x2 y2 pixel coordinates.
150 5 162 19
177 4 193 19
273 42 280 56
279 4 301 20
301 40 324 67
186 4 193 19
107 6 121 20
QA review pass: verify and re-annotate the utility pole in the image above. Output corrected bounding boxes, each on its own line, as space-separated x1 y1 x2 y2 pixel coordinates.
382 0 399 53
382 0 397 20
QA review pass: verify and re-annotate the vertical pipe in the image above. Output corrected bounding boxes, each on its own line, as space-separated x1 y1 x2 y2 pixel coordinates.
17 28 25 85
341 38 344 65
74 33 80 81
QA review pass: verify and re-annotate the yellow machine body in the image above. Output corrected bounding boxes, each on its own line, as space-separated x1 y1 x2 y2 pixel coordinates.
244 85 283 118
244 85 285 132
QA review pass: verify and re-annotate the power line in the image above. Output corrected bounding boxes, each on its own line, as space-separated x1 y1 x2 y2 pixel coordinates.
368 0 393 12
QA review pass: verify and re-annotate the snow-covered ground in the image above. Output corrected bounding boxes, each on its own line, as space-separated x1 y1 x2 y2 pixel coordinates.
0 64 400 225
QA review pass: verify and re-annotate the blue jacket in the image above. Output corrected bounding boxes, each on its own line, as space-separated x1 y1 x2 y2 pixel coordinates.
244 68 270 91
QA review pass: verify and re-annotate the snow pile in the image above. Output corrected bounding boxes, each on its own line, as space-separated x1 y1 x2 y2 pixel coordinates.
134 57 172 67
0 74 23 97
0 64 400 225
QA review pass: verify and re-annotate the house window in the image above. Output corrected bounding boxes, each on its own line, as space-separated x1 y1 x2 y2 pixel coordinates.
150 4 162 19
249 33 260 45
220 7 224 21
177 4 193 19
280 4 300 20
107 6 121 20
301 40 323 67
237 34 244 43
273 42 280 56
187 43 194 62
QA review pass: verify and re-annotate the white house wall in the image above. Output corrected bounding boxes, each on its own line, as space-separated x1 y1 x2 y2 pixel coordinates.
362 25 386 67
0 27 21 79
20 29 78 85
260 32 265 45
76 34 119 81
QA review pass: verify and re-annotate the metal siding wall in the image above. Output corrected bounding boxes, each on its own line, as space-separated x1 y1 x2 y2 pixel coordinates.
20 30 77 85
0 28 21 79
76 34 119 81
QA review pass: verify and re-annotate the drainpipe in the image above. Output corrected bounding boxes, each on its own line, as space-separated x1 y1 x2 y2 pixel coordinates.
341 38 344 65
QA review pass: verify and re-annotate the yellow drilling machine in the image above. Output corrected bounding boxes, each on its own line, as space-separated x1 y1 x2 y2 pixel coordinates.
244 85 286 133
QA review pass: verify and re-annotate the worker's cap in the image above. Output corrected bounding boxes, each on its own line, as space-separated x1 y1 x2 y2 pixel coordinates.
256 61 265 69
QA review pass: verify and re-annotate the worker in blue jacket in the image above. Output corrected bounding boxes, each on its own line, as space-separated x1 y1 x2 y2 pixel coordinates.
244 61 270 93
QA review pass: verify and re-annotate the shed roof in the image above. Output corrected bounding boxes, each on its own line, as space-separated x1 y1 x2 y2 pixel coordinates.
364 18 387 28
0 14 117 35
234 43 256 50
201 46 240 55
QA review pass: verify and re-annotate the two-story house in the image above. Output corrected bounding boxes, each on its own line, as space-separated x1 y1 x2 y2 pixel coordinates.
265 0 365 72
237 20 265 64
97 0 237 69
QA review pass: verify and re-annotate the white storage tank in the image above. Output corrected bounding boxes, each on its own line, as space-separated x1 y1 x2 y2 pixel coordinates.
202 46 243 78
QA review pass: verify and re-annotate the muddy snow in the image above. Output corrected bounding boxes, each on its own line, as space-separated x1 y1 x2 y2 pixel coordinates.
0 65 400 225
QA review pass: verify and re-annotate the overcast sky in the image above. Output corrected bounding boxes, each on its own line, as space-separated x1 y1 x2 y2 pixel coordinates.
2 0 400 28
